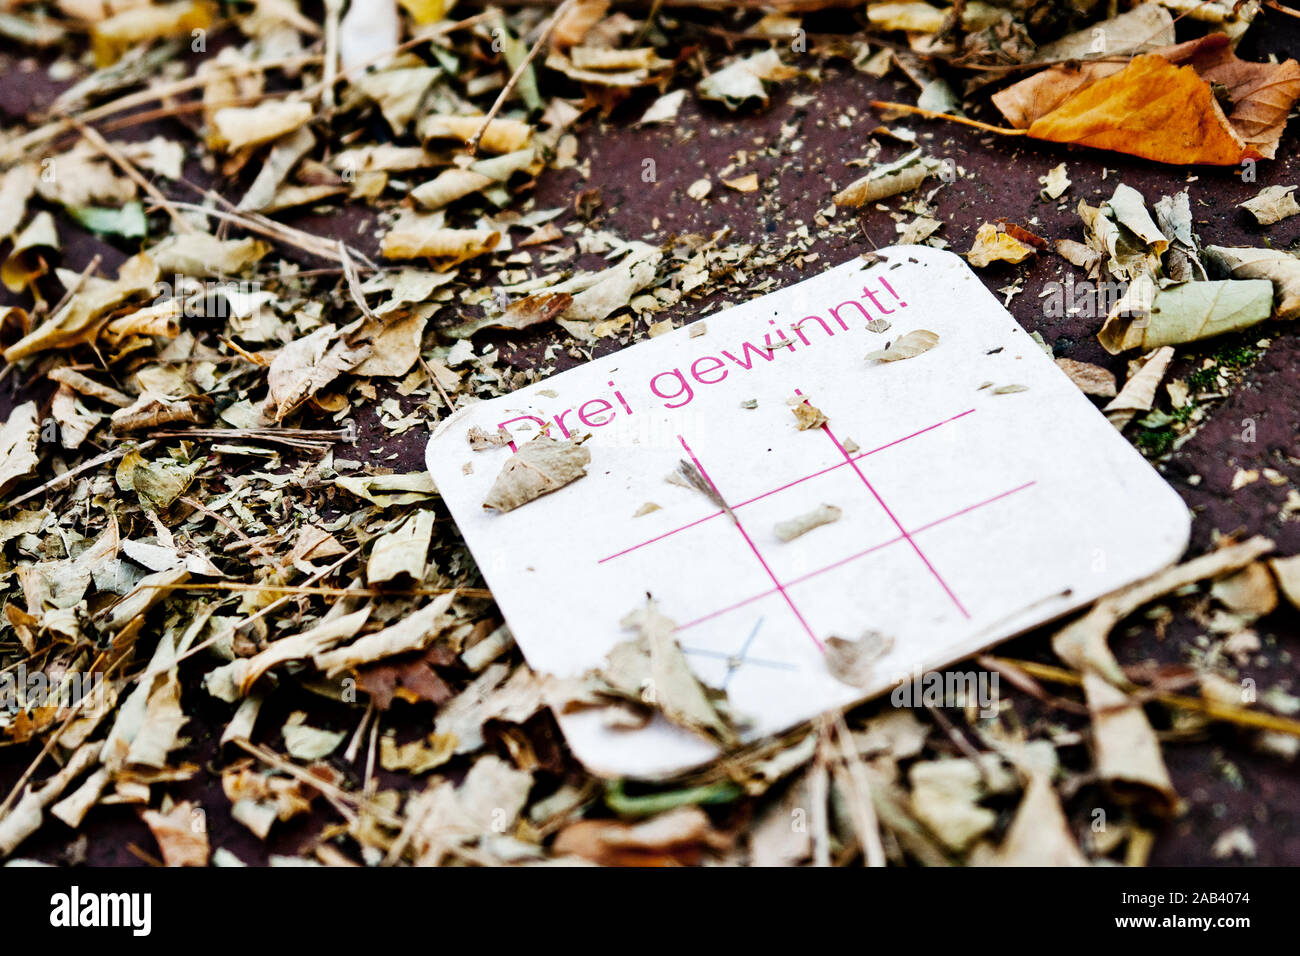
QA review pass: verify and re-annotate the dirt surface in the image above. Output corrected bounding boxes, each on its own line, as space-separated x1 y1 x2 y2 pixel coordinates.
1 12 1298 866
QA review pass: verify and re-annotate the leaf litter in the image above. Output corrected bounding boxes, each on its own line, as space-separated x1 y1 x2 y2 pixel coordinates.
0 0 1294 871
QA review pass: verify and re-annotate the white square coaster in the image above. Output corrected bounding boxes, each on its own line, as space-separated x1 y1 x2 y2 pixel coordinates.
426 246 1190 778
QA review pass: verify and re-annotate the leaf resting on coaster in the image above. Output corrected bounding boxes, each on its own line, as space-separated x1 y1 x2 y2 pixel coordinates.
482 435 590 512
865 328 939 363
774 503 842 542
824 630 894 688
598 599 740 748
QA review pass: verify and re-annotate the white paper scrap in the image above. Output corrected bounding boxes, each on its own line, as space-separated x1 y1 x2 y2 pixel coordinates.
425 246 1190 778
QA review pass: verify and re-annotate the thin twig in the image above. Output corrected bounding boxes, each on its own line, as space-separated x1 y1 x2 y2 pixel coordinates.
69 118 195 233
46 254 102 318
869 101 1027 136
467 0 578 156
6 440 156 509
990 656 1300 738
147 582 493 599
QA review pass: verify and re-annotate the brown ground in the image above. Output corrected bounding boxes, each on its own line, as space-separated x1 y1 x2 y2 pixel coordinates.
1 11 1298 865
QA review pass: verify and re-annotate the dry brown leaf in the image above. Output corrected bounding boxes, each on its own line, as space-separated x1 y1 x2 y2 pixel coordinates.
774 503 842 542
790 400 827 430
865 329 939 363
1054 358 1117 398
554 807 729 866
367 510 434 585
380 214 501 265
1103 346 1175 429
1240 185 1300 225
1053 536 1274 683
991 37 1300 165
1271 555 1300 611
824 630 893 688
0 402 40 495
1211 562 1278 619
1206 246 1300 320
552 0 610 48
1084 672 1177 813
265 324 371 421
966 223 1035 268
211 100 313 153
482 435 590 513
1098 279 1273 354
4 253 158 362
986 773 1088 866
92 0 213 67
419 115 532 154
314 592 455 677
140 800 210 867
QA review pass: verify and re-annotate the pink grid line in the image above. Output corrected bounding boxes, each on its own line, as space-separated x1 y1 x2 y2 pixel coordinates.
597 408 975 563
678 435 823 651
821 419 971 619
673 480 1035 632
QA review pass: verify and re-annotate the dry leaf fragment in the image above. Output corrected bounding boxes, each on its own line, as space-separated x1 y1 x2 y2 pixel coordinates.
1038 163 1071 200
1103 346 1175 430
552 0 610 48
211 100 313 153
419 114 532 154
380 213 501 266
696 48 798 110
336 472 436 506
1210 562 1278 619
1206 246 1300 320
791 400 827 430
141 801 210 867
1240 185 1300 225
315 592 455 677
482 435 590 513
774 504 841 542
110 393 206 434
824 630 893 688
637 88 686 126
467 426 512 451
448 292 573 338
865 328 939 363
92 0 213 67
833 149 940 207
5 253 158 362
352 313 427 378
1098 279 1273 354
409 168 495 211
0 742 101 859
146 233 270 277
554 807 729 866
380 732 457 774
988 773 1088 866
0 402 40 495
1054 358 1117 398
1053 536 1273 683
235 608 372 695
991 36 1300 166
265 324 371 421
908 759 997 853
367 510 434 585
282 712 345 760
1084 672 1177 813
604 599 740 749
1271 555 1300 611
966 222 1036 268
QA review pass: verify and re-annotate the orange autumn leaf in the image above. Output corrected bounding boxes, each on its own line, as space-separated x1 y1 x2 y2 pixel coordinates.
1025 54 1250 166
988 35 1300 167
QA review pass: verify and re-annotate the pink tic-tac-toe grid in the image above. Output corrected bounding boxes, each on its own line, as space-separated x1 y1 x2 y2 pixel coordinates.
597 392 1037 656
